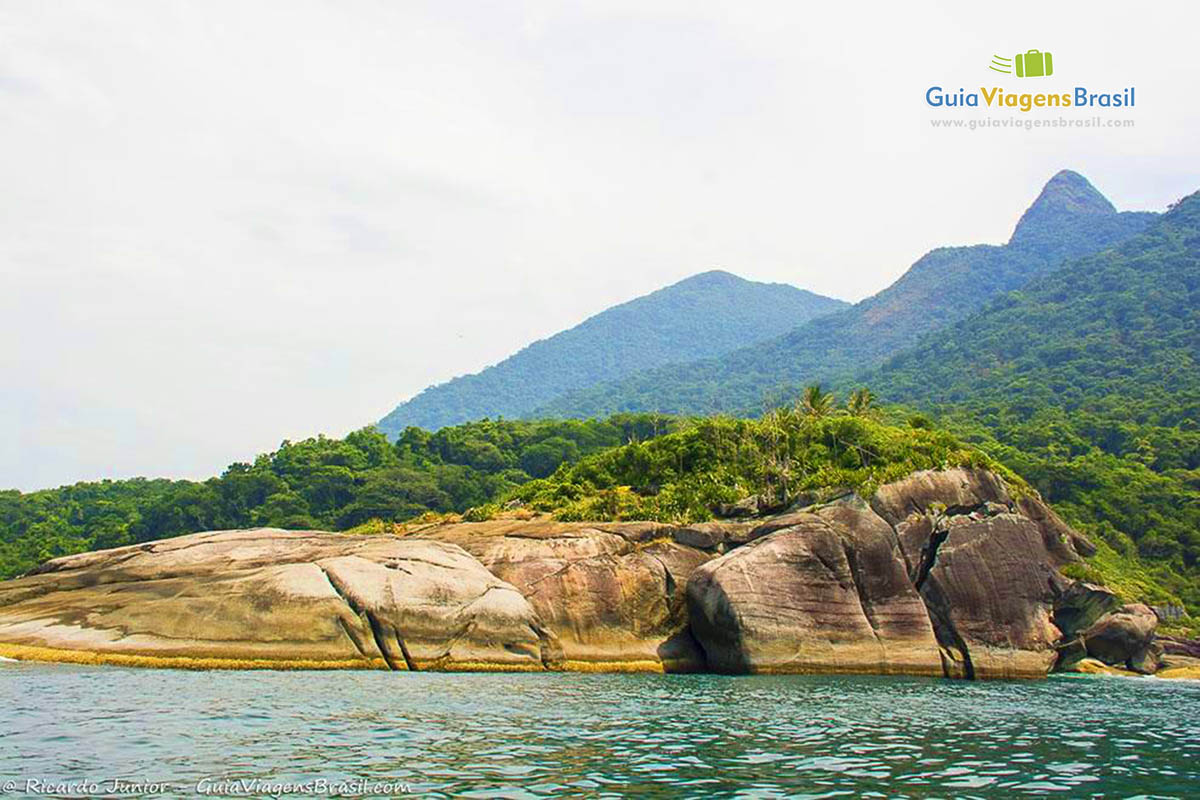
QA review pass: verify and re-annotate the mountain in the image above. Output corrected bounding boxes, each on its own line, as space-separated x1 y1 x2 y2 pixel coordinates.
536 171 1159 419
378 270 847 434
872 189 1199 419
862 189 1200 607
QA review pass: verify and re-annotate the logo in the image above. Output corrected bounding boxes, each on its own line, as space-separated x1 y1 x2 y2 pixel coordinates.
925 48 1135 114
990 50 1054 78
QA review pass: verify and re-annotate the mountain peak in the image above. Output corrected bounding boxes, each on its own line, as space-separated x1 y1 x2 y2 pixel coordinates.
672 269 745 288
1010 170 1117 245
377 270 845 433
1034 170 1117 215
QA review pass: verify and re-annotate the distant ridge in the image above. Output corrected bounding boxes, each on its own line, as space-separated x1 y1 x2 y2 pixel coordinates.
536 170 1159 419
377 270 847 434
871 187 1200 421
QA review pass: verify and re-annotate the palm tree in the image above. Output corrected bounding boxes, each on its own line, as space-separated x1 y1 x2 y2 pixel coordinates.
800 384 835 418
847 387 876 417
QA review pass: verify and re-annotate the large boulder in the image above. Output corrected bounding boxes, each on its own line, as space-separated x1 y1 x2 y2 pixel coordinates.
686 497 944 675
911 513 1065 678
0 529 557 670
1081 603 1159 671
1053 581 1123 640
424 518 748 671
687 470 1077 679
870 469 1071 678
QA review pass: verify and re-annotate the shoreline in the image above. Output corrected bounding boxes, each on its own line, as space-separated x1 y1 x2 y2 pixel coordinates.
5 642 1197 680
0 643 675 674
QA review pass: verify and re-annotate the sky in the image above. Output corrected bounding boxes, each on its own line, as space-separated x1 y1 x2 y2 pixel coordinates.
2 0 1199 491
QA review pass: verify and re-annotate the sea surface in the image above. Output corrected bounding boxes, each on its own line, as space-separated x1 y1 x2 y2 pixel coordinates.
1 661 1197 798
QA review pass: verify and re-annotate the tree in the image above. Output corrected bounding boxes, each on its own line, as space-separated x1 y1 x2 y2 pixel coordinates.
800 385 835 419
519 437 580 479
336 468 450 528
847 387 876 418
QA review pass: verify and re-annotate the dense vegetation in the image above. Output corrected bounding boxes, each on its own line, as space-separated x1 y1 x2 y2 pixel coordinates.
0 415 677 578
509 406 1007 523
865 191 1200 611
535 171 1156 420
377 270 846 434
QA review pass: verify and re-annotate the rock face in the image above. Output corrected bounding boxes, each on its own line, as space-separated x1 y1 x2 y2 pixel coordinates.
687 469 1086 679
1050 585 1169 676
687 497 944 676
1079 604 1160 674
0 530 556 670
0 467 1148 681
1053 582 1123 640
1158 635 1200 659
422 518 752 671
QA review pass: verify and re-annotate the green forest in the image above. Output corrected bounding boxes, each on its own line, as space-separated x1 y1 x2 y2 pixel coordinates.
0 398 1004 579
508 403 1005 522
2 396 1194 619
3 402 957 573
0 414 677 579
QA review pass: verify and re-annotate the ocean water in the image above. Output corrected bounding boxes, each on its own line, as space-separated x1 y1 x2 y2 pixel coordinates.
1 662 1197 798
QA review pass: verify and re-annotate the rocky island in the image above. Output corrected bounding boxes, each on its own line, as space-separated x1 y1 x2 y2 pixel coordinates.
1 468 1192 680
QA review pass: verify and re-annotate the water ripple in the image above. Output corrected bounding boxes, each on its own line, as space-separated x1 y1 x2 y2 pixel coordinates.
1 663 1198 797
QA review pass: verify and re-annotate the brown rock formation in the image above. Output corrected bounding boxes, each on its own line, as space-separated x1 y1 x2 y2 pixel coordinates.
688 469 1084 679
687 497 944 675
421 517 750 671
0 529 555 670
1080 603 1159 672
0 468 1126 681
871 469 1084 678
1053 582 1123 640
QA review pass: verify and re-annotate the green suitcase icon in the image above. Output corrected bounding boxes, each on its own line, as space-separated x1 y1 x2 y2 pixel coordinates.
1015 49 1053 78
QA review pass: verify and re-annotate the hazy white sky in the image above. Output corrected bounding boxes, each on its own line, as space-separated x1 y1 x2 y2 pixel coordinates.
3 0 1198 491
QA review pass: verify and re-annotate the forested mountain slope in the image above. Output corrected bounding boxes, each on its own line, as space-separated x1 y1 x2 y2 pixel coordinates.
378 270 846 434
537 171 1158 418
